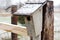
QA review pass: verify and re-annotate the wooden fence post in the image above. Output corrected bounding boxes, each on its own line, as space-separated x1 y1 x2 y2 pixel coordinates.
42 1 54 40
11 5 18 40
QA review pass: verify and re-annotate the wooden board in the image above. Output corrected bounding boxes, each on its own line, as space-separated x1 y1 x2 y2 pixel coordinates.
42 1 54 40
0 22 28 36
32 7 42 36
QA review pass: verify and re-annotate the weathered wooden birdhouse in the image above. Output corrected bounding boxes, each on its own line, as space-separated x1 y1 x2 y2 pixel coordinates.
14 1 47 40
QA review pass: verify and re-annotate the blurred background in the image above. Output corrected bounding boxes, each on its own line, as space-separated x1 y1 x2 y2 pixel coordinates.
0 0 60 40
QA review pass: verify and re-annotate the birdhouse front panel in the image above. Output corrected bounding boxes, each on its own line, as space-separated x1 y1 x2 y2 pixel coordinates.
32 7 42 36
24 16 36 37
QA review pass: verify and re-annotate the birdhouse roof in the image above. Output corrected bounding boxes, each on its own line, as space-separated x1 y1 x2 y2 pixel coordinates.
27 0 46 3
14 4 42 15
13 0 47 15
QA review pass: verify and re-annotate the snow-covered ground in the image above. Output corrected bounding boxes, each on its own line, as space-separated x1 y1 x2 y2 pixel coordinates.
54 13 60 40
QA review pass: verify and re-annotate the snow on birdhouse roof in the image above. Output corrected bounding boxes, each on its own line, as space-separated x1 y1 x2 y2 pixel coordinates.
40 0 46 3
27 0 46 3
14 4 42 15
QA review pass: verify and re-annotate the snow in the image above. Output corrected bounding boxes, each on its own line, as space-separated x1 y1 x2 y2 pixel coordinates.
0 0 27 9
28 0 46 3
0 0 7 9
14 4 42 15
0 0 46 9
53 0 60 6
54 13 60 31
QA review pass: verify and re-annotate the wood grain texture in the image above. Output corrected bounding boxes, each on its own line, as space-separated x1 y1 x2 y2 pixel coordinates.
0 23 27 36
42 1 54 40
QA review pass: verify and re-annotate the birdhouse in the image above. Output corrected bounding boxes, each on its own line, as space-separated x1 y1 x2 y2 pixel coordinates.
14 1 47 40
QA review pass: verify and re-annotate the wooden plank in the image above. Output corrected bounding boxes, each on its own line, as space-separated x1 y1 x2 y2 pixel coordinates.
0 22 27 36
32 8 42 36
42 1 54 40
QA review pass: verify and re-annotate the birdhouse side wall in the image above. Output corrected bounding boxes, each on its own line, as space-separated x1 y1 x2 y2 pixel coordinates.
32 7 42 36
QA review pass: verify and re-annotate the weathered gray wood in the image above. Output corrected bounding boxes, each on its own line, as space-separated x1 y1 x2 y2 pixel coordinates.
42 1 54 40
25 16 34 40
25 7 42 40
11 5 18 40
32 8 42 36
